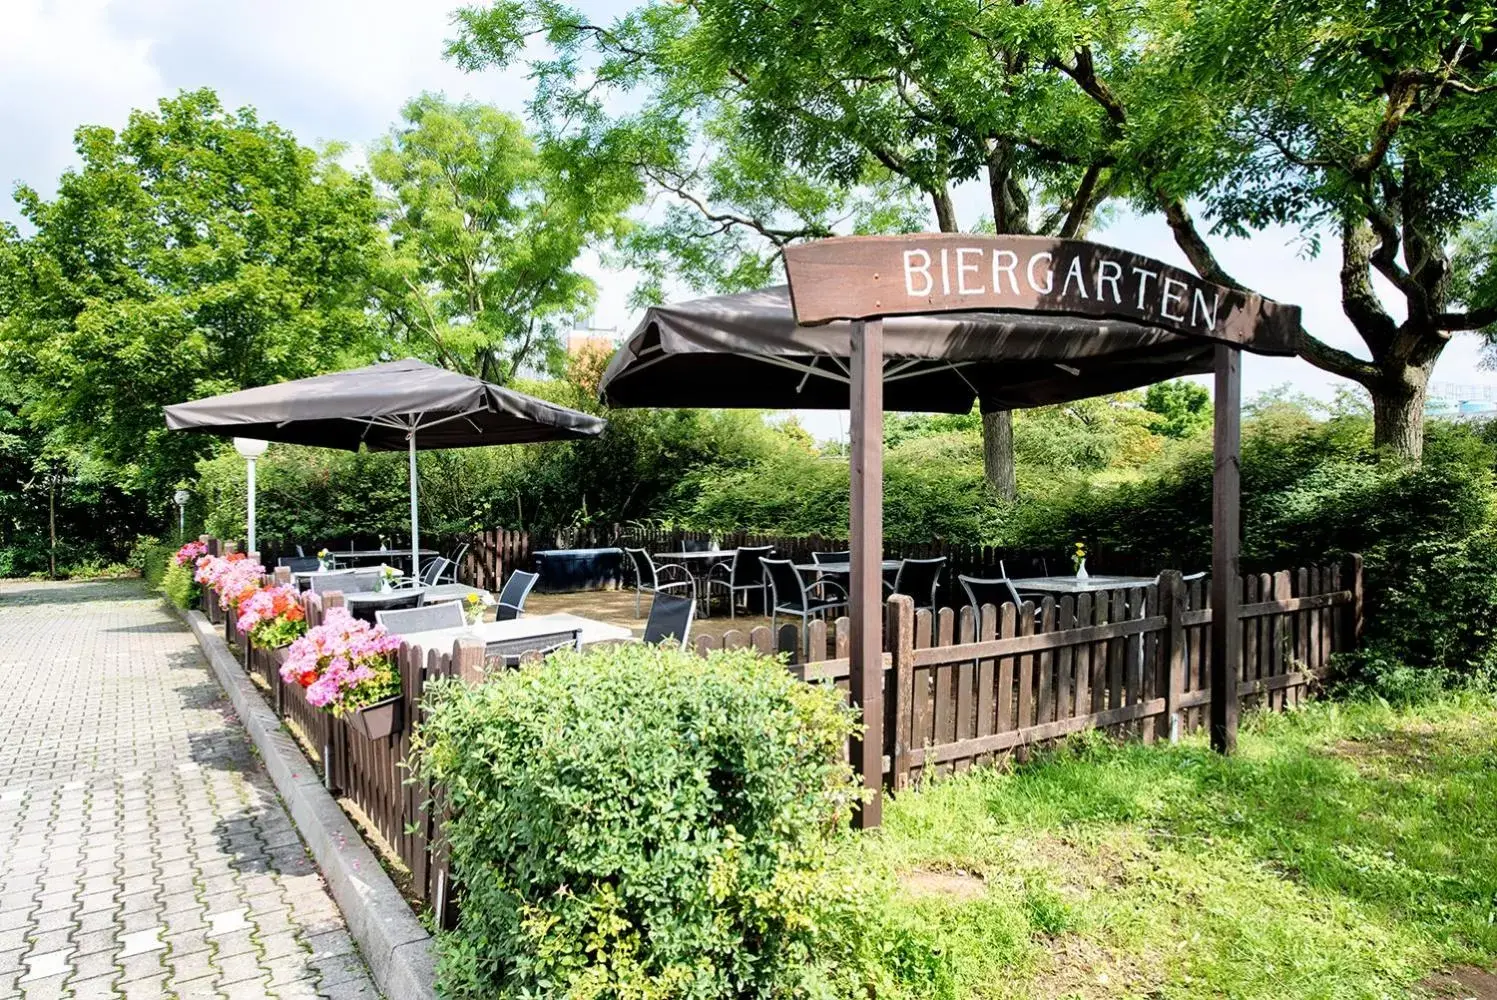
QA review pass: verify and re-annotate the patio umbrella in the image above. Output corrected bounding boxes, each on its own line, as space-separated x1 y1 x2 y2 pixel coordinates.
164 357 605 579
600 284 1293 412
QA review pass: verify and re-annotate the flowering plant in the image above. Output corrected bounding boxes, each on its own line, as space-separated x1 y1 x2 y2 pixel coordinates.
379 564 399 591
193 553 266 610
174 540 208 567
280 608 402 715
236 585 308 649
464 592 485 625
1071 541 1087 574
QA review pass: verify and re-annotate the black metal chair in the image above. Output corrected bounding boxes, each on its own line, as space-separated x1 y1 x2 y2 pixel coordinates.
679 538 712 552
484 628 582 670
704 546 774 618
277 556 320 573
811 551 851 567
762 559 847 635
375 601 465 634
494 570 539 621
957 574 1023 619
891 557 946 614
642 592 696 650
624 548 695 617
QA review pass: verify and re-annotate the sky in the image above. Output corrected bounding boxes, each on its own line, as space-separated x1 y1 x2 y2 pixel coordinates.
5 0 1495 442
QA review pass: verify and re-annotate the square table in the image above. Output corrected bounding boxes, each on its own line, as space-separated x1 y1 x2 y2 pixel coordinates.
397 613 633 651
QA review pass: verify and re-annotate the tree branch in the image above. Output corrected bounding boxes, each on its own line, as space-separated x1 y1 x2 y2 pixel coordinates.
1340 217 1399 356
1159 199 1245 290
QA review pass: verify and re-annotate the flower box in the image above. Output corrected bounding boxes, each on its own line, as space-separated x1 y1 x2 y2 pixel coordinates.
344 695 403 741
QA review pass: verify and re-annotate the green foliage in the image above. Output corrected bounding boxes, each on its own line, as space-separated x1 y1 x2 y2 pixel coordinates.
411 642 868 1000
161 558 199 610
1143 380 1211 440
0 88 384 520
369 94 633 381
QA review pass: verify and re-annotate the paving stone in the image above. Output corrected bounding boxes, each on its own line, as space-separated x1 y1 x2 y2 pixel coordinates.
0 580 384 1000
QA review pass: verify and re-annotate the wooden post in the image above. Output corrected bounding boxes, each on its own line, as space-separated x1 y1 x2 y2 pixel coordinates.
1210 344 1241 754
1158 570 1185 742
886 595 915 791
273 566 292 585
1344 553 1364 651
452 637 485 685
849 318 884 828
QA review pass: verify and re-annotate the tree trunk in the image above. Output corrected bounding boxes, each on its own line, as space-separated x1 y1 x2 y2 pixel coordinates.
1370 365 1431 461
982 410 1017 501
48 470 57 580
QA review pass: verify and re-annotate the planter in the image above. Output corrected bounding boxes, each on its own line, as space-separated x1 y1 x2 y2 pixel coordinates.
344 695 403 741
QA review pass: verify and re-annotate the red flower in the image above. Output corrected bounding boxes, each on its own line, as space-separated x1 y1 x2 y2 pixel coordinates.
298 670 317 688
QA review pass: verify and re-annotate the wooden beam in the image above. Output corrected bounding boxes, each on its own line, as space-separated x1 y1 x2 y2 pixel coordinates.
849 318 884 828
1210 344 1241 753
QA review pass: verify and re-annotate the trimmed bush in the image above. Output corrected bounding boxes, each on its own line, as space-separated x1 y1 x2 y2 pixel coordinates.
412 642 867 1000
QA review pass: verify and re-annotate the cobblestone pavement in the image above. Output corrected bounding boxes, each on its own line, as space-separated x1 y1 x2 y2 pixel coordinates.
0 579 382 999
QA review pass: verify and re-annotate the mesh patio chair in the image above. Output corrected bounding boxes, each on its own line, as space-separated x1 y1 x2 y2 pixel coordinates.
391 557 449 590
277 556 320 573
375 601 466 635
347 589 422 625
307 570 381 594
957 574 1023 619
704 546 774 618
439 543 470 584
811 551 851 566
642 592 696 650
494 570 539 621
891 557 946 614
483 628 582 670
624 548 696 617
762 558 847 635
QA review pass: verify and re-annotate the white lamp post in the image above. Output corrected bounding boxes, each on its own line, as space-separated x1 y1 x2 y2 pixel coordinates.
173 488 190 541
232 438 269 554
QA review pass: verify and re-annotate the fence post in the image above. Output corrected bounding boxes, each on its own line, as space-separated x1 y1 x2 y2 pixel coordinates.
273 566 291 585
1158 570 1185 743
886 596 916 792
321 591 347 794
452 636 485 686
1344 553 1364 651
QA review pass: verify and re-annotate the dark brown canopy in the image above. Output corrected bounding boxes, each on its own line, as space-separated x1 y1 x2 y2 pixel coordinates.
601 285 1245 413
165 358 605 449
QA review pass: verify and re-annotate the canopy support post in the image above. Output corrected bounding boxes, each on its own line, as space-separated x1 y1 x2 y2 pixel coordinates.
408 430 420 584
1210 344 1241 753
849 318 884 828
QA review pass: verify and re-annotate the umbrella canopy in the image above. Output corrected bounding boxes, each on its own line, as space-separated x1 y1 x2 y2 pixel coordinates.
600 285 1291 413
165 358 605 579
165 357 604 448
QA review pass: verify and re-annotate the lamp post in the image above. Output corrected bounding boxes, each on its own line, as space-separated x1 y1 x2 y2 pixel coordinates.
173 489 190 542
233 438 269 555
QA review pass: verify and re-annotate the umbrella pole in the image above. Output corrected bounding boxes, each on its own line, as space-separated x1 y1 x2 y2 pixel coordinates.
409 431 420 584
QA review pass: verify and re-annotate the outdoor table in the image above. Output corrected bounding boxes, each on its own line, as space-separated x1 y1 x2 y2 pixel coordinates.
793 560 902 576
653 551 736 611
326 548 439 567
1008 575 1158 594
396 612 633 651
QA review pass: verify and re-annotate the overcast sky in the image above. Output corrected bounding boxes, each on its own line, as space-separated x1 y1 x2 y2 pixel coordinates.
6 0 1495 441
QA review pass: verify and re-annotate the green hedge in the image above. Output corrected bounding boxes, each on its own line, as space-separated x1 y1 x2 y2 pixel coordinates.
412 642 874 1000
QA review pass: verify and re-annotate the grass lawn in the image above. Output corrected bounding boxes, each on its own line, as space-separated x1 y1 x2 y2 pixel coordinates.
848 694 1497 999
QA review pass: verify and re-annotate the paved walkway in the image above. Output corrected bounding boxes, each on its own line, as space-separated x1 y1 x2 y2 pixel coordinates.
0 579 382 999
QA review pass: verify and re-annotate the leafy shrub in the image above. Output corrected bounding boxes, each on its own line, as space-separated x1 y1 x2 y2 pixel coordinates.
412 642 868 1000
161 559 198 609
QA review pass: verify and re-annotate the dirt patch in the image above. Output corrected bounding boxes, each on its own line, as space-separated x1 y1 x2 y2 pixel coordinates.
1419 966 1497 999
899 868 987 900
1029 934 1162 999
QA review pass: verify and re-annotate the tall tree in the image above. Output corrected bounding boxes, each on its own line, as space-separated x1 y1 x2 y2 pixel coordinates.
0 88 384 497
448 0 1133 497
369 94 637 381
1120 0 1497 460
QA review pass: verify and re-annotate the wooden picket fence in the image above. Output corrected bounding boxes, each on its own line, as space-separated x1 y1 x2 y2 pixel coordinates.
198 535 1361 928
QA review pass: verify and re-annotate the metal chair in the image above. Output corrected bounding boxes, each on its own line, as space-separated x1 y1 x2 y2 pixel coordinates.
811 551 851 567
762 559 847 635
891 557 946 614
494 570 539 622
278 556 320 573
375 601 465 634
439 543 470 584
347 589 423 624
624 548 695 617
484 628 582 670
642 592 696 650
307 570 381 594
704 546 773 618
958 574 1023 619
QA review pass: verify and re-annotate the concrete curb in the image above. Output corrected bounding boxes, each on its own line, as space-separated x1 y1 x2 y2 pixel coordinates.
174 604 439 1000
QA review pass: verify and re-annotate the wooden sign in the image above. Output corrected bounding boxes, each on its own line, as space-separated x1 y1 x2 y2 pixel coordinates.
783 234 1300 355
